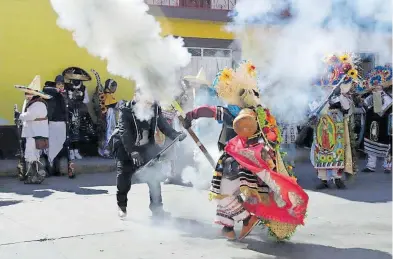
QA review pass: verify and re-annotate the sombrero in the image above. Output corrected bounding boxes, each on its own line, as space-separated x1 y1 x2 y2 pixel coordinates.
62 66 92 81
15 75 52 99
183 68 210 86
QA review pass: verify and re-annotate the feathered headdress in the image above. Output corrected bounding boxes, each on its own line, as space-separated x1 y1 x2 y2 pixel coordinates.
212 60 259 106
315 53 360 88
361 64 392 93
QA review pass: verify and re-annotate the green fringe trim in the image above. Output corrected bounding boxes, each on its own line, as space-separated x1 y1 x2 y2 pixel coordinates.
348 114 358 173
257 212 308 241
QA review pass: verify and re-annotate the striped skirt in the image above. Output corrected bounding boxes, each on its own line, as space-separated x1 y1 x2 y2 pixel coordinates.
211 169 269 227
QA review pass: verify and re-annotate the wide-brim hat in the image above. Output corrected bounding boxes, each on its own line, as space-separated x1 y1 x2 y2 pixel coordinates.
183 68 210 86
15 75 52 99
62 67 92 81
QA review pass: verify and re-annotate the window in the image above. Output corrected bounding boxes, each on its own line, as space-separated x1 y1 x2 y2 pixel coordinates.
188 48 202 56
187 47 232 57
358 53 376 78
145 0 237 10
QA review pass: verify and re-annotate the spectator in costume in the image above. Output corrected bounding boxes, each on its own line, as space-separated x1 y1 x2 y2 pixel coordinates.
62 67 96 159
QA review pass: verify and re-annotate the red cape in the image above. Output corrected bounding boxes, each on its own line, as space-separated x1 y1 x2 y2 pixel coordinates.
225 136 309 225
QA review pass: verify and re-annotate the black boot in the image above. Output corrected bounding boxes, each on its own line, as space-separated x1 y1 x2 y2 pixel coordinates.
17 159 27 181
316 180 329 190
334 178 346 189
362 168 375 173
24 162 45 184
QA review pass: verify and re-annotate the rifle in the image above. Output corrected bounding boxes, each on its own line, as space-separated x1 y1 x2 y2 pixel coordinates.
171 100 216 168
14 104 26 180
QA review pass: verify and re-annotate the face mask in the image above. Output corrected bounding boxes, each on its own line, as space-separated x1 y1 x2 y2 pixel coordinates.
72 80 81 86
240 89 260 108
372 90 383 113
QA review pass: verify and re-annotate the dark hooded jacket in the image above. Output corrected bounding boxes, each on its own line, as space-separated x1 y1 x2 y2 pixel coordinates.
111 101 180 161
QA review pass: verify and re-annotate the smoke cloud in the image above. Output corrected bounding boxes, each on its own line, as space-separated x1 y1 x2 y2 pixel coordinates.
229 0 392 123
50 0 191 119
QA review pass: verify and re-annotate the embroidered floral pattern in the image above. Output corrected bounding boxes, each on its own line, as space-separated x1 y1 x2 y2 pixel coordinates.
238 149 261 167
258 169 286 208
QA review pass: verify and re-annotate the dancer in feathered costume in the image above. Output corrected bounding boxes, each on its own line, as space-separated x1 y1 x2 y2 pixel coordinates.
311 54 360 189
183 61 308 241
358 64 392 173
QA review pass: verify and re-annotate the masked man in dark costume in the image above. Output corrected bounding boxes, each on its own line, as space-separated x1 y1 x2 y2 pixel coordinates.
63 67 96 160
110 90 187 218
361 65 392 173
42 75 72 176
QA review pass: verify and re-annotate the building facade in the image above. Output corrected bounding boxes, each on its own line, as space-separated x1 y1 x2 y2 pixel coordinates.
0 0 238 158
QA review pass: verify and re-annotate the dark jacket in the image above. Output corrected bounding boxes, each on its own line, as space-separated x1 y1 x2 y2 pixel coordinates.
111 101 179 161
42 87 67 122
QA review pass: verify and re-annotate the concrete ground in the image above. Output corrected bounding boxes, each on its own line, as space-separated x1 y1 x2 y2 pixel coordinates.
0 159 391 259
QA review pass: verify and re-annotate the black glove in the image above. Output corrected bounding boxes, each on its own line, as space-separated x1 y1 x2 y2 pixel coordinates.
182 113 193 129
14 111 20 120
130 152 144 167
177 131 187 142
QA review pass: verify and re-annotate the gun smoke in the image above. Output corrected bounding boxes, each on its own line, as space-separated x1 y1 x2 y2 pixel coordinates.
50 0 191 120
229 0 392 123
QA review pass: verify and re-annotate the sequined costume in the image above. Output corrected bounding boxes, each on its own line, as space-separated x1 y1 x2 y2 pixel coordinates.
184 61 308 240
359 65 392 173
311 54 360 189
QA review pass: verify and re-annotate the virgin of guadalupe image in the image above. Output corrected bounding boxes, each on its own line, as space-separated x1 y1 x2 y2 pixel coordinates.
317 116 336 151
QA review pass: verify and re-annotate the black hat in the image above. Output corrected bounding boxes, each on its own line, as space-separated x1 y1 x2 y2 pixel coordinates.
55 75 65 83
105 79 118 93
62 67 92 81
45 75 73 88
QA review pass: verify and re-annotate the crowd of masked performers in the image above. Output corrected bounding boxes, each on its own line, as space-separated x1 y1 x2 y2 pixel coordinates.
12 54 392 241
14 67 119 183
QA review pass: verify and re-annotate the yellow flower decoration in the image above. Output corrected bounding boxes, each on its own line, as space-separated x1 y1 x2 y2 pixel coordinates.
219 68 233 84
327 155 334 162
339 54 350 63
347 69 358 79
246 62 257 77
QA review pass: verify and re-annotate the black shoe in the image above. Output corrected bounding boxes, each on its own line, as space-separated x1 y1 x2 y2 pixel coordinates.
362 168 375 173
316 180 329 190
384 169 391 174
334 178 346 189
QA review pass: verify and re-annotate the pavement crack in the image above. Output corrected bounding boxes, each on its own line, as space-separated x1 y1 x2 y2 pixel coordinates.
0 230 125 247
